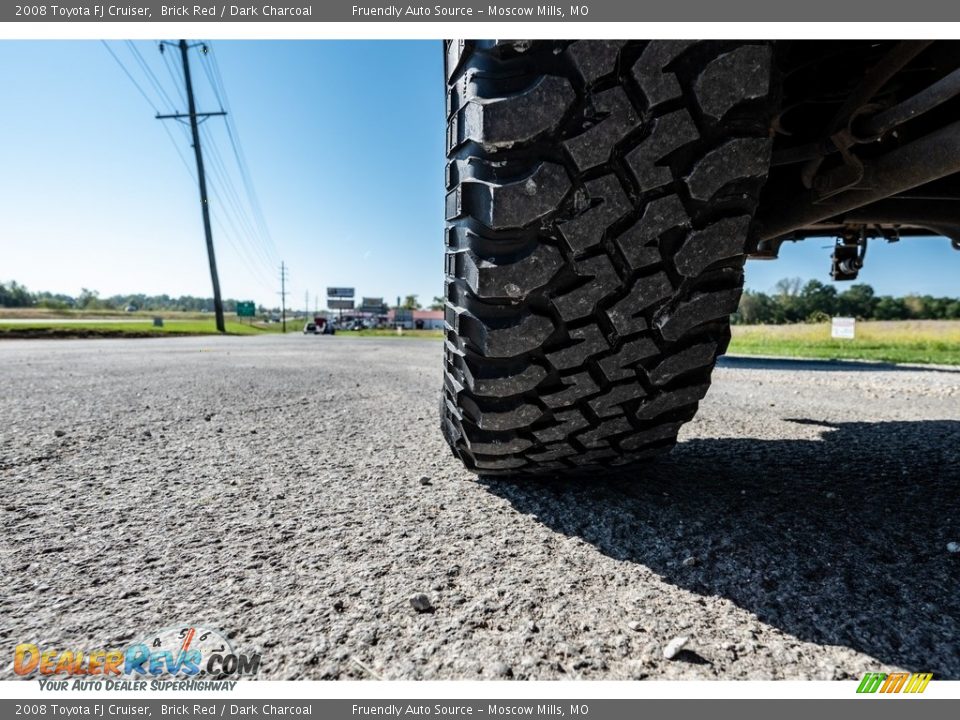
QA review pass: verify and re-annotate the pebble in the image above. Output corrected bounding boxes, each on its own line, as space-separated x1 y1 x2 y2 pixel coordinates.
662 636 689 660
410 593 434 613
419 477 432 486
493 661 513 677
627 621 642 631
682 556 697 567
948 542 960 553
54 430 65 437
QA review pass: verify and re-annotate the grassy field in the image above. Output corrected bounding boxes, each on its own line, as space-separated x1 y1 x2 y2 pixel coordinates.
729 320 960 365
2 309 957 365
0 312 298 338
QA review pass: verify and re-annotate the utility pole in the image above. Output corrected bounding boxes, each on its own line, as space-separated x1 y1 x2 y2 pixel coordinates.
157 40 227 333
279 262 289 333
305 290 309 319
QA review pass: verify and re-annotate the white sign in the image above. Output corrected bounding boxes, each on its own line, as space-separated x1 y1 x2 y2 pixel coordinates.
831 316 856 339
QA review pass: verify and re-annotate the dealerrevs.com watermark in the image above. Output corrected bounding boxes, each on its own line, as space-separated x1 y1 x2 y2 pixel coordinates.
15 625 261 691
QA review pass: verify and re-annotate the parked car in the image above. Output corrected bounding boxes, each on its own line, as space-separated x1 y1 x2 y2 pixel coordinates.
303 322 317 334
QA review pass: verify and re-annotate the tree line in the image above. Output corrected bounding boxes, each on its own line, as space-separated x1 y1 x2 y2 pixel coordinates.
4 278 957 323
735 278 960 324
0 282 249 313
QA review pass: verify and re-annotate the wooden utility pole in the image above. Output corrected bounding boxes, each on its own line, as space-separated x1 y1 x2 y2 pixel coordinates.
157 40 227 332
279 262 289 333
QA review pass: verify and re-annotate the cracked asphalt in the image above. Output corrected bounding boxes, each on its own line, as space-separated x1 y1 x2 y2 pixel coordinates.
2 335 958 680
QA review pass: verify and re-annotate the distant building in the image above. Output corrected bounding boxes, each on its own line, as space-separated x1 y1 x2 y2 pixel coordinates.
386 309 444 330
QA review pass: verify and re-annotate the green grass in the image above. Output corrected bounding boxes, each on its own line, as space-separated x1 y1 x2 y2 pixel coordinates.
0 319 294 338
729 321 960 365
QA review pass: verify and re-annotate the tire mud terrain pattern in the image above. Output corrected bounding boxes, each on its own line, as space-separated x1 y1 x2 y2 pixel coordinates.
441 40 775 475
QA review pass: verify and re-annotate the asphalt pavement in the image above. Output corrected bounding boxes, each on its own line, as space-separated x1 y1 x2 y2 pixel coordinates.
1 335 958 680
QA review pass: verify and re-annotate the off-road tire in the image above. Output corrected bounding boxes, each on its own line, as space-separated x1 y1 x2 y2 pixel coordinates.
441 40 774 475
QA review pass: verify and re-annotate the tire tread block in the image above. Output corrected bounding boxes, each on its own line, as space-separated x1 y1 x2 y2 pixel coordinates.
635 384 710 421
694 45 772 120
625 110 698 193
648 342 718 385
616 195 688 272
552 254 620 322
533 409 591 443
541 371 599 409
465 243 564 299
545 325 609 371
654 287 742 342
598 337 659 383
558 175 631 253
674 216 751 277
563 87 638 172
568 41 627 85
631 41 696 108
686 137 772 201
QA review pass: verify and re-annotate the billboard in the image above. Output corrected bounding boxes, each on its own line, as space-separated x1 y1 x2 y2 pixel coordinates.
359 297 387 313
327 287 355 298
328 299 355 310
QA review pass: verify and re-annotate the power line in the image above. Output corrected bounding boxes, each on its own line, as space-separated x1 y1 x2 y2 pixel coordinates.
126 40 178 112
101 41 194 182
201 122 273 272
199 123 275 270
100 41 159 113
204 43 280 264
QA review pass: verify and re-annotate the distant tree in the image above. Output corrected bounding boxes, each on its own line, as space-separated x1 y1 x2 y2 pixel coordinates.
402 294 421 310
837 283 876 319
874 296 909 320
799 279 838 320
429 295 445 311
774 277 802 298
773 277 804 322
0 280 33 308
736 290 777 324
77 288 109 310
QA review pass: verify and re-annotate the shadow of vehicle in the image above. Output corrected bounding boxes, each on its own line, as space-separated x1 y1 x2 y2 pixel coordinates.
718 355 960 374
479 420 960 677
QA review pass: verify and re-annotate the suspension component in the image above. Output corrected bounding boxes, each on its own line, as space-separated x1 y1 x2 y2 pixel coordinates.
831 231 868 281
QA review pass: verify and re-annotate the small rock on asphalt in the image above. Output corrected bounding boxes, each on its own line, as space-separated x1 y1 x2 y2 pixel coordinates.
663 636 690 660
53 429 65 437
948 542 960 553
409 593 434 613
627 621 642 631
682 556 697 567
419 477 432 486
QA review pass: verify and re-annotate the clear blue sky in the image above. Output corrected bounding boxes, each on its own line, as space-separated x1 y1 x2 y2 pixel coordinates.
0 40 957 309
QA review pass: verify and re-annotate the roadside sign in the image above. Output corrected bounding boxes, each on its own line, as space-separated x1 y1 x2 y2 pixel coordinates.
327 287 355 298
236 301 256 317
328 299 355 310
831 316 856 339
359 297 387 313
